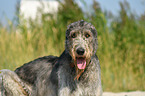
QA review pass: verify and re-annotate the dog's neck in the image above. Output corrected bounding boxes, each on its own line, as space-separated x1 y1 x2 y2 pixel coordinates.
58 50 98 82
78 55 98 81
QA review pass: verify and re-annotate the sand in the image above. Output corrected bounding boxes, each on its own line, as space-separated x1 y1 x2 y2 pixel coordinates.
103 91 145 96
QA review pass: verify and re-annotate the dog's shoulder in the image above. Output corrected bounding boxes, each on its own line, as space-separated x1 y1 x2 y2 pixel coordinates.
50 50 72 85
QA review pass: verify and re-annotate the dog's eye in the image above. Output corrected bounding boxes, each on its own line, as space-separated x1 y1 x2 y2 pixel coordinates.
71 33 77 38
85 33 90 38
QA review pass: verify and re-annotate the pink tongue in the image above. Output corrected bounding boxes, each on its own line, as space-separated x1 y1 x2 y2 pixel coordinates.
77 58 86 69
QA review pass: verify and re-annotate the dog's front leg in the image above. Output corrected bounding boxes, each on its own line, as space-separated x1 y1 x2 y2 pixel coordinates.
58 65 74 96
58 87 71 96
58 71 71 96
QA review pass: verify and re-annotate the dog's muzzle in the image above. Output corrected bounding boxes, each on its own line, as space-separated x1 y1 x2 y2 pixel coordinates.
76 47 86 70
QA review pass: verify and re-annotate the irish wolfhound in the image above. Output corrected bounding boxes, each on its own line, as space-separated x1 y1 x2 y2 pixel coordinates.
0 20 102 96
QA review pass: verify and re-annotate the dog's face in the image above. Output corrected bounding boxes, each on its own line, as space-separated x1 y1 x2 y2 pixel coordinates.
65 20 98 70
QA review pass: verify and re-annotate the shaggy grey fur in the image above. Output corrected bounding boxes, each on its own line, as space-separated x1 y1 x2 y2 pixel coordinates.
0 20 102 96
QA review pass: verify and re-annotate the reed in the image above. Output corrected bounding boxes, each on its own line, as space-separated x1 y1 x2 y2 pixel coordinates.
0 0 144 92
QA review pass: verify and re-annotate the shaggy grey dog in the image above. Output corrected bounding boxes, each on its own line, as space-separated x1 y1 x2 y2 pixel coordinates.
0 20 102 96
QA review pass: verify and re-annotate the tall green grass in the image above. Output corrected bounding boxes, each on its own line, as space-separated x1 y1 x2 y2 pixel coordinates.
0 0 144 92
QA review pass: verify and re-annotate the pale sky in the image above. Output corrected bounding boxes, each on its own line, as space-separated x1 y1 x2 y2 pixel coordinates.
0 0 145 26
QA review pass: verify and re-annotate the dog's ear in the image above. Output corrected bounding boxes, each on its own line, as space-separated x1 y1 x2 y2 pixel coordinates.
66 29 70 40
66 22 76 40
91 27 97 37
89 24 98 54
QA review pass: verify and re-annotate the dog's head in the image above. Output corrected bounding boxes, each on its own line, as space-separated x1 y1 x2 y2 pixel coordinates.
65 20 98 72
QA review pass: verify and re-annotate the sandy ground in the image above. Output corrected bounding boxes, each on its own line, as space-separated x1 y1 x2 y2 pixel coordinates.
103 91 145 96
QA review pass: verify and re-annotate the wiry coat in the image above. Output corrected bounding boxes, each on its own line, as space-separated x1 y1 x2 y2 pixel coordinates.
0 20 102 96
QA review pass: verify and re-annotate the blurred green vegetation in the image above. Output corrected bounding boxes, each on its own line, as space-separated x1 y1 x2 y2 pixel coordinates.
0 0 145 92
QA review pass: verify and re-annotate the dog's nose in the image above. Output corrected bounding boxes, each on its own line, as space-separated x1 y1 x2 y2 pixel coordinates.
76 48 85 55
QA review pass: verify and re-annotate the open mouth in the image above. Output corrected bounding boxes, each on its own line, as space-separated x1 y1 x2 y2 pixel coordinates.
76 57 86 70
